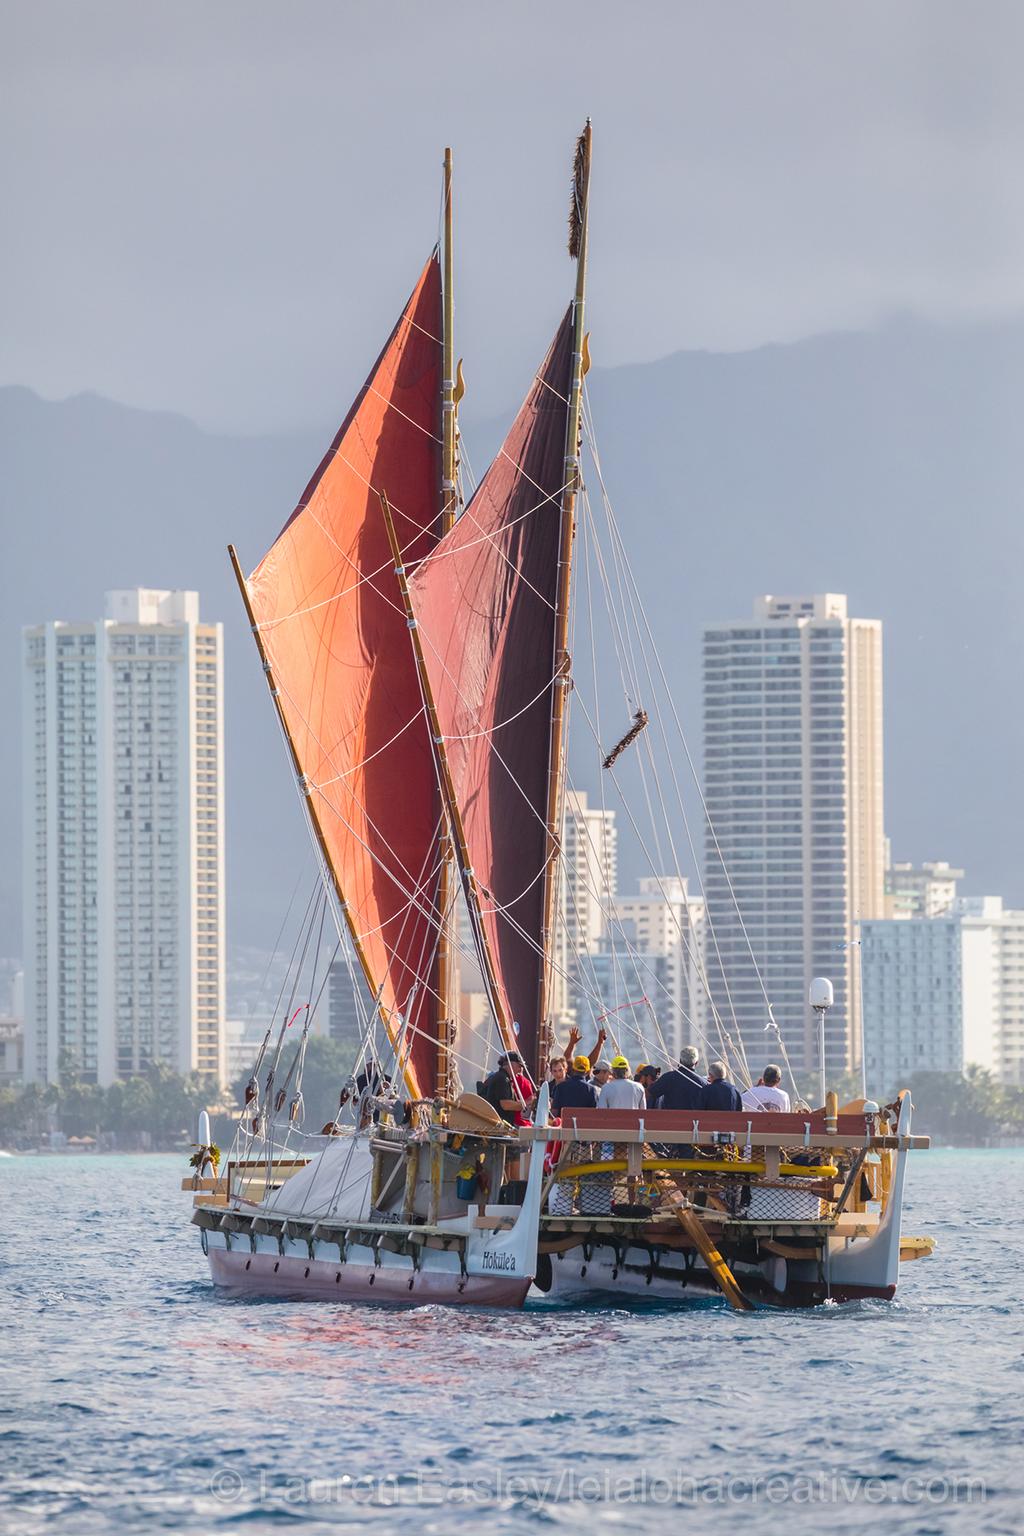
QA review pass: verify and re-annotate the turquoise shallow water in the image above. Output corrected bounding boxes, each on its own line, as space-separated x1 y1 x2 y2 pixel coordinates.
0 1148 1021 1534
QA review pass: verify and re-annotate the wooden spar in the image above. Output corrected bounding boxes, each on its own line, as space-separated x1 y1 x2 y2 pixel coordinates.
434 147 458 1101
441 149 457 533
831 1147 869 1218
378 492 521 1064
427 1136 444 1226
647 1156 753 1309
402 1141 420 1220
536 119 592 1077
673 1205 754 1312
226 543 421 1101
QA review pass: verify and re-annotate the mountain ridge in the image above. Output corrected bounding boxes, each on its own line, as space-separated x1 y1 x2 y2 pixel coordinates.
3 314 1021 962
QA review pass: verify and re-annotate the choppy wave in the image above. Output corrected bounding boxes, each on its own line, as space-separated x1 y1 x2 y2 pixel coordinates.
0 1149 1021 1534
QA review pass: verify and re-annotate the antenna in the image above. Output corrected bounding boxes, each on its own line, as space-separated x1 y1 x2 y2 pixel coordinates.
809 977 834 1108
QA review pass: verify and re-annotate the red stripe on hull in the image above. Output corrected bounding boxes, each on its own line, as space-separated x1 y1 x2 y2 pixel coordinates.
208 1248 530 1309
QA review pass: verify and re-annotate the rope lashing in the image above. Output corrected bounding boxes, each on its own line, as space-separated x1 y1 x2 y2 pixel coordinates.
602 708 649 770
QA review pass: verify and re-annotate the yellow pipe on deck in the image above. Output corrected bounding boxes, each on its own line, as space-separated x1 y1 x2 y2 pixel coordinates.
553 1158 839 1180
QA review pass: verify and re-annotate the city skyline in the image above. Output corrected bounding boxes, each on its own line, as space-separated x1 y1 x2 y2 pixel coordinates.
11 574 1016 1091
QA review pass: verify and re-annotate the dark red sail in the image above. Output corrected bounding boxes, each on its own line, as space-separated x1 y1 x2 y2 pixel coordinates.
408 310 574 1075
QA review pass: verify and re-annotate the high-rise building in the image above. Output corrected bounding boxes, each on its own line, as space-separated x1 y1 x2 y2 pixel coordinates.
327 952 373 1059
23 589 225 1085
958 897 1024 1088
613 876 706 1058
0 1020 23 1087
560 790 617 954
223 1017 267 1086
702 594 885 1079
885 860 963 920
861 895 1024 1092
861 916 965 1094
557 790 617 1031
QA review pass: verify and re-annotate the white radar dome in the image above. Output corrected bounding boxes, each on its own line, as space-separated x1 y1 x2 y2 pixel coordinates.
809 977 834 1011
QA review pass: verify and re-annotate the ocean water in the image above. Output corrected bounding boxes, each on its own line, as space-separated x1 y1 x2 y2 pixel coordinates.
0 1148 1021 1534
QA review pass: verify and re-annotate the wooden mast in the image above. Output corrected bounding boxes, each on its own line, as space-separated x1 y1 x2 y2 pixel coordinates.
379 493 520 1062
434 148 458 1101
226 544 421 1100
535 121 592 1079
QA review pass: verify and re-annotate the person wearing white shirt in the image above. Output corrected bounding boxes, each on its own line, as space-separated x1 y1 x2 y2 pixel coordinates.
598 1056 647 1110
741 1063 791 1113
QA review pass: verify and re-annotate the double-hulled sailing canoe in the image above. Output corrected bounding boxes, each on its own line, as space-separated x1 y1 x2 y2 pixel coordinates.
190 127 932 1310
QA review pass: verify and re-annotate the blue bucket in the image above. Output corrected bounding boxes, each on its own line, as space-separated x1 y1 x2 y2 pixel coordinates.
455 1168 478 1200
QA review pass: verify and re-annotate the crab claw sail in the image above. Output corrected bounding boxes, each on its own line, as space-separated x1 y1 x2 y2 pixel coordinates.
241 257 444 1100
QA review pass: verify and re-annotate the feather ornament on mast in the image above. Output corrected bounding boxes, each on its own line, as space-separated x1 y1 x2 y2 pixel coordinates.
568 123 588 260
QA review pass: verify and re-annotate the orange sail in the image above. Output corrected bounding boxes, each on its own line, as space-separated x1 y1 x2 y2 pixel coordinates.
244 257 443 1099
408 310 574 1077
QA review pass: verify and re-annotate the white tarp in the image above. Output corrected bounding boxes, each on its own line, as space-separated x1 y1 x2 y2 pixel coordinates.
259 1133 374 1221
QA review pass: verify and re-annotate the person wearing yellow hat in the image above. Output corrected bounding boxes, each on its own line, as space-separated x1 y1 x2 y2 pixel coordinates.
598 1055 646 1110
551 1054 598 1116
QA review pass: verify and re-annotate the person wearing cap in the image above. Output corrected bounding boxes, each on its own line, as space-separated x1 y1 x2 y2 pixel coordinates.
599 1056 646 1110
591 1059 613 1095
481 1051 534 1127
651 1046 706 1112
551 1055 598 1116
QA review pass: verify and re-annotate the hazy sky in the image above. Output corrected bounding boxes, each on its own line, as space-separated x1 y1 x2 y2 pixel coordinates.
4 1 1023 431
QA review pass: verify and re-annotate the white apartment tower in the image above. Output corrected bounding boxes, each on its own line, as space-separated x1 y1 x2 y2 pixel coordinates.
560 790 618 953
23 590 225 1086
554 791 618 1030
614 877 707 1058
702 595 885 1078
861 896 1024 1092
958 897 1024 1088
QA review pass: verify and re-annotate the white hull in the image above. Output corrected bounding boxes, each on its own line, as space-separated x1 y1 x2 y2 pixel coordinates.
536 1095 915 1308
539 1237 898 1307
206 1237 531 1307
197 1095 550 1310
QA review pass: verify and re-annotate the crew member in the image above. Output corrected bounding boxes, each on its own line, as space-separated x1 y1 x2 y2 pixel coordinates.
552 1055 598 1116
741 1064 791 1113
651 1047 705 1163
651 1046 706 1111
481 1052 534 1127
635 1064 661 1107
591 1060 613 1094
704 1059 744 1111
599 1056 646 1110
